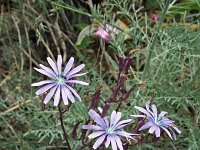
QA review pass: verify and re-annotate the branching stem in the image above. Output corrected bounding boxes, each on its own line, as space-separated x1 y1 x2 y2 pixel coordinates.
58 105 71 150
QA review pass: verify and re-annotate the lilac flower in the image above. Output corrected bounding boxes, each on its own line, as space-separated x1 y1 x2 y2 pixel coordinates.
32 55 88 106
95 24 120 41
83 109 136 150
132 101 181 140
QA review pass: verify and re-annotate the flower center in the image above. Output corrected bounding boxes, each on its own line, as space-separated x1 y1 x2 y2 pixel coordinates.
155 117 163 125
56 76 66 85
106 127 115 134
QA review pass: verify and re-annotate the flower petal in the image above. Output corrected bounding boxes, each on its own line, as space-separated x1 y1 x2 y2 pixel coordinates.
32 80 54 86
63 57 74 76
57 55 62 75
62 85 75 103
110 111 117 126
67 80 89 85
82 125 104 131
115 130 133 139
39 64 57 77
47 57 58 75
162 118 174 125
149 125 157 134
112 112 122 127
134 106 153 118
43 85 58 104
131 115 146 118
155 127 161 137
35 83 56 95
171 125 181 134
67 64 85 78
114 135 123 150
88 131 105 139
93 134 106 149
158 111 168 119
115 119 132 129
103 116 110 127
54 85 61 106
139 121 154 131
105 135 111 148
146 101 154 116
65 85 81 101
151 104 158 121
96 26 112 41
31 80 55 86
161 126 173 140
88 109 106 128
106 24 120 35
110 136 117 150
34 67 55 79
67 72 88 80
61 85 69 105
98 107 103 114
168 127 177 140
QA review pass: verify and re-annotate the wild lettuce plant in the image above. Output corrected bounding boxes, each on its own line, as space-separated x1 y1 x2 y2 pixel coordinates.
32 55 181 149
30 0 182 149
2 0 199 149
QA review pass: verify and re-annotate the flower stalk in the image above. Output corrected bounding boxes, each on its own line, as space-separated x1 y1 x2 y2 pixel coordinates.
58 105 72 150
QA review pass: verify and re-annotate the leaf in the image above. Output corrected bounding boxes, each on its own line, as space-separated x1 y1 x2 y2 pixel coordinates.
49 133 55 144
88 85 103 110
71 121 82 139
38 132 49 143
74 101 88 118
76 36 93 50
74 23 89 31
76 25 96 46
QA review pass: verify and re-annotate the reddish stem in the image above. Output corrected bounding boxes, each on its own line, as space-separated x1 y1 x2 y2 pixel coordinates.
58 105 71 150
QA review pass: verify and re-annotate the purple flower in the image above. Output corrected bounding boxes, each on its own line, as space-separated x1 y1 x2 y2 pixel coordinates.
83 109 136 150
95 24 120 41
132 101 181 140
32 55 88 106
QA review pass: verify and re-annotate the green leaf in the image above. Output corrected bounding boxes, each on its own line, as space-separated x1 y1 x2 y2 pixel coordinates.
76 25 96 49
76 36 93 50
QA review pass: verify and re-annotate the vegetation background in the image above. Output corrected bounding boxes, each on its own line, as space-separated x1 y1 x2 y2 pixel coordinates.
0 0 199 149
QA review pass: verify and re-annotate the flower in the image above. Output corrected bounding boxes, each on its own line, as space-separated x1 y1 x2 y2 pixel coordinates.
32 55 88 106
95 24 120 41
151 14 159 22
131 101 181 140
83 109 136 150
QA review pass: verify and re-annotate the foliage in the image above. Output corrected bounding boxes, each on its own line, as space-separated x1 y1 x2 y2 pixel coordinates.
0 0 199 149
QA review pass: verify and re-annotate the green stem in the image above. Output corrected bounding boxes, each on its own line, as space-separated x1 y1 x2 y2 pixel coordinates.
51 1 92 17
142 0 171 79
